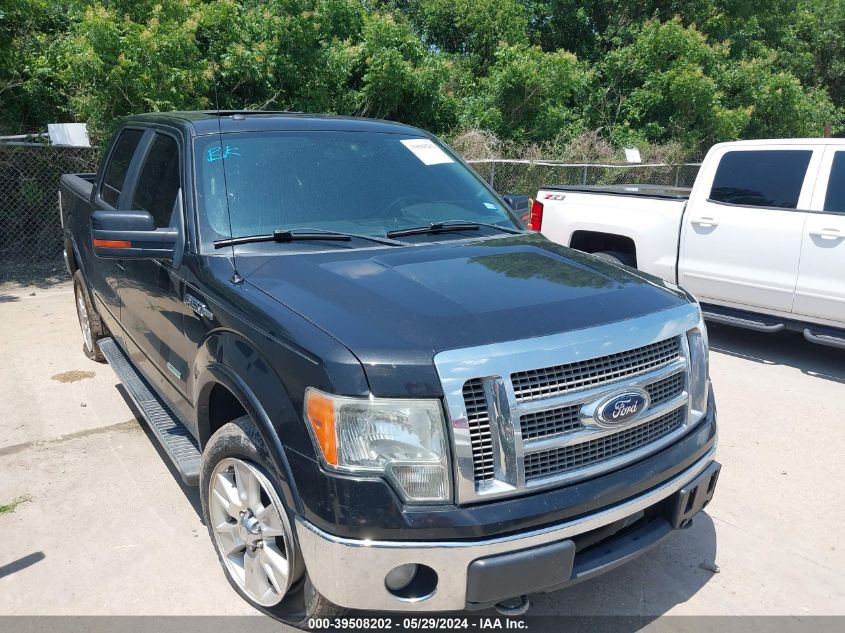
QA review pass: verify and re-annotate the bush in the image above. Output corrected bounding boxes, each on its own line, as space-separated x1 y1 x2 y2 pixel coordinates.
461 44 591 142
1 1 842 151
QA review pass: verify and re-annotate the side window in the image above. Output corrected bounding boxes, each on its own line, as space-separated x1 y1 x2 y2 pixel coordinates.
131 133 181 228
101 128 144 207
709 150 812 209
823 151 845 213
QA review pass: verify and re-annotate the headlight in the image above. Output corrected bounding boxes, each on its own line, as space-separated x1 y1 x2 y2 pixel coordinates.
303 388 451 503
686 311 710 418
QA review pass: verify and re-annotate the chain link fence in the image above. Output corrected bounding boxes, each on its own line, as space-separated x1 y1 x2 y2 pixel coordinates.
0 146 700 276
0 143 100 271
467 160 701 197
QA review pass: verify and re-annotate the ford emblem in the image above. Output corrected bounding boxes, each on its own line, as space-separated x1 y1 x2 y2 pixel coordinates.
595 390 650 427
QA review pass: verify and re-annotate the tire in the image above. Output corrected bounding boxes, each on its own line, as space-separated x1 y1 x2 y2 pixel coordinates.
592 250 636 268
200 416 345 625
73 270 108 362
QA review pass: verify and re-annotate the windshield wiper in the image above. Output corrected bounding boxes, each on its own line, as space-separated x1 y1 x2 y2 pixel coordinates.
214 228 406 249
386 220 523 239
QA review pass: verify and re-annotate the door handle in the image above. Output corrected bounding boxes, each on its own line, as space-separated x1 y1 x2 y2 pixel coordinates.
691 216 718 228
185 294 214 320
809 228 842 240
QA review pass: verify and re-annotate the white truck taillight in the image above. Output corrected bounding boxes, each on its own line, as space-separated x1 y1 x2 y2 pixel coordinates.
528 199 544 231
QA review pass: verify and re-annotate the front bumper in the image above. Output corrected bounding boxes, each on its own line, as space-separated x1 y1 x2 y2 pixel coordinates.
295 449 720 612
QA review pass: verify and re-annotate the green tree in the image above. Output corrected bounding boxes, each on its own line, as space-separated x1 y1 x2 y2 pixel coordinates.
36 1 209 140
0 0 73 134
352 13 460 130
411 0 530 70
462 43 590 141
595 19 735 147
722 54 836 139
16 1 461 141
593 18 835 149
776 0 845 112
1 0 842 150
530 0 713 59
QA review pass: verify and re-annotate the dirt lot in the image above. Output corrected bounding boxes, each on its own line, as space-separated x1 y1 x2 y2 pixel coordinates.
1 282 844 620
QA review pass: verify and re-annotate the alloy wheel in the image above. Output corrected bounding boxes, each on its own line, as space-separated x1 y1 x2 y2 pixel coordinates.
75 288 93 352
208 457 297 607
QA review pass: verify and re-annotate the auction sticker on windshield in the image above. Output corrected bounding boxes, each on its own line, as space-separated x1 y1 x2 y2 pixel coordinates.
400 138 454 165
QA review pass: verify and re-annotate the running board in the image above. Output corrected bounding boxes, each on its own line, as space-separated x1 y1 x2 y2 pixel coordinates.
804 328 845 350
98 338 201 486
701 311 785 333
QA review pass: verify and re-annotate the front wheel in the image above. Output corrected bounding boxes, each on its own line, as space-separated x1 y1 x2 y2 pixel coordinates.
200 418 345 624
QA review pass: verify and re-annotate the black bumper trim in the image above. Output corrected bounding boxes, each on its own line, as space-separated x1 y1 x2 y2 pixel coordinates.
466 540 576 604
465 460 721 608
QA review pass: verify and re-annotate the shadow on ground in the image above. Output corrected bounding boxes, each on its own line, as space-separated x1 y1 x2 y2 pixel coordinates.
0 551 46 580
708 323 845 384
0 258 69 290
521 513 717 623
115 384 204 522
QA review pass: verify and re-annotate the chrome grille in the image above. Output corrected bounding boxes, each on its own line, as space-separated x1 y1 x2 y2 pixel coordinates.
462 379 495 482
434 303 702 504
520 405 582 440
511 337 681 402
524 407 685 481
646 372 685 406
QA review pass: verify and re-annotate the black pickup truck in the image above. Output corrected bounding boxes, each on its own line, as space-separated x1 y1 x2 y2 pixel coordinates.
60 111 720 624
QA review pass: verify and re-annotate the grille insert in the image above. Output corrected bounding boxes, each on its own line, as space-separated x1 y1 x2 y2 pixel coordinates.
524 407 685 481
518 370 686 442
646 372 685 406
511 337 681 402
463 379 495 482
520 405 583 440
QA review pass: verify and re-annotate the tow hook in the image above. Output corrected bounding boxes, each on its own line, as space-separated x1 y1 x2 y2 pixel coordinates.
494 595 531 616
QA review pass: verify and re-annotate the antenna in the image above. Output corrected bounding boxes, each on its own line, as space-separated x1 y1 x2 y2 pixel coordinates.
213 65 242 284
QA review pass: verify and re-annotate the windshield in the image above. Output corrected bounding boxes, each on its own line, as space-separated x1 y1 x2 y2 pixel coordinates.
194 130 518 250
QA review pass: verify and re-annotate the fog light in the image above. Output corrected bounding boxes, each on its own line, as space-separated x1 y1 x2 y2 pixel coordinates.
385 563 418 591
387 463 449 502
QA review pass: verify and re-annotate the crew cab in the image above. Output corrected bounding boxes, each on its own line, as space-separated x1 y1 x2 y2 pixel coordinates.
534 139 845 348
60 112 719 624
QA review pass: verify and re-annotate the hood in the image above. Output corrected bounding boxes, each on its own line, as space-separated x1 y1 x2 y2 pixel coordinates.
235 234 687 395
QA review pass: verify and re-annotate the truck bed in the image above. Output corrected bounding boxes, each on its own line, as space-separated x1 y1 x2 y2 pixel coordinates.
60 173 97 200
541 184 691 200
59 173 97 241
537 184 688 283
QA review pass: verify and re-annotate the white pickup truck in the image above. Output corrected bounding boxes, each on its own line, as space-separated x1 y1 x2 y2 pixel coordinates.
533 138 845 349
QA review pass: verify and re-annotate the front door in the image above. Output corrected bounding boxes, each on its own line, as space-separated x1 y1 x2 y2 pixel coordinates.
679 147 817 313
793 148 845 323
117 130 193 416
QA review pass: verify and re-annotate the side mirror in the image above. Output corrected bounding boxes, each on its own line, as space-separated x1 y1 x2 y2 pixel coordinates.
91 210 177 261
502 194 530 227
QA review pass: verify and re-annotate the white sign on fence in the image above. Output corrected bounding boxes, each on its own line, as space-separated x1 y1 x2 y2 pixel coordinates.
624 147 642 164
47 123 91 147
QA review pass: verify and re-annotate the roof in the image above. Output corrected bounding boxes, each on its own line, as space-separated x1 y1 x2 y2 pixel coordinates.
713 137 845 148
122 111 426 137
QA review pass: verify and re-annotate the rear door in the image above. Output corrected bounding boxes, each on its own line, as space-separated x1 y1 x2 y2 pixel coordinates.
793 148 845 323
678 147 818 312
